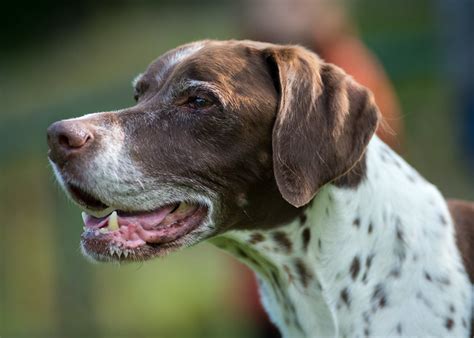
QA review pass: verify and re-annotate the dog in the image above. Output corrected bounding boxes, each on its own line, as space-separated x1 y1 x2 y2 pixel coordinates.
47 40 473 337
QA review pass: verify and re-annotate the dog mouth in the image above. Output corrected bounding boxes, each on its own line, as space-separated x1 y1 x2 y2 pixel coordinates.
66 184 209 262
68 183 109 211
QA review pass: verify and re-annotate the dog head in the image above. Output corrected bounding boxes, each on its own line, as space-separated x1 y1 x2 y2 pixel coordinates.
47 40 379 262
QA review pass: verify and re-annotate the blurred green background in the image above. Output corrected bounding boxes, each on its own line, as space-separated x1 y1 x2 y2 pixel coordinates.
1 1 473 337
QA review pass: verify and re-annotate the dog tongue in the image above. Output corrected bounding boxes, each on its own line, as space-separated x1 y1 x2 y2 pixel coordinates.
82 204 177 230
117 205 179 230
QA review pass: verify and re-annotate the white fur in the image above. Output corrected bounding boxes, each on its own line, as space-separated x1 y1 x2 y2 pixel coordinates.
217 136 472 337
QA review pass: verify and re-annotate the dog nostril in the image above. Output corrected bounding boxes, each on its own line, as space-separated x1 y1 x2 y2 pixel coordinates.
57 128 93 150
47 120 95 163
59 133 90 148
58 134 71 148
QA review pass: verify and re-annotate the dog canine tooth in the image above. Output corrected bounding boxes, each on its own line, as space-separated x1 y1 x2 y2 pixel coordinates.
81 212 87 223
175 202 190 214
108 211 119 231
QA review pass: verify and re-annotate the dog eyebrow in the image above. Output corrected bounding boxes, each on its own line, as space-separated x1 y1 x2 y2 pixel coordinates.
180 80 225 102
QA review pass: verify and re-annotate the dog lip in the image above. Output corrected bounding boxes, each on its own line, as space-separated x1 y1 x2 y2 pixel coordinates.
67 183 109 211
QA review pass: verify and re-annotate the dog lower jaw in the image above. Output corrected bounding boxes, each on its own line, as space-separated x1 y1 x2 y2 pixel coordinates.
79 202 210 262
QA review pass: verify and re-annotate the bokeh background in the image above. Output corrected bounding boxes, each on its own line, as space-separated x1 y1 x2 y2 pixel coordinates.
1 0 473 337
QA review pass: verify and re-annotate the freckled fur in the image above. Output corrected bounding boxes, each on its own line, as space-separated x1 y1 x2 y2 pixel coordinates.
219 138 472 337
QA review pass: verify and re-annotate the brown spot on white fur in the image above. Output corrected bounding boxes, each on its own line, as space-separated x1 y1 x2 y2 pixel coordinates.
301 227 311 251
248 232 265 244
340 287 351 308
272 231 292 253
294 258 313 288
350 256 361 280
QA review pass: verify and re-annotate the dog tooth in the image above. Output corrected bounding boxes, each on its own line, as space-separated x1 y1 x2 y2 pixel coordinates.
176 202 188 212
99 228 109 234
81 212 87 223
108 211 119 231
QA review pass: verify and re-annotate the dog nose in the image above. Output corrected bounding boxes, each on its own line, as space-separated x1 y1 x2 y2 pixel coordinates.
47 120 94 165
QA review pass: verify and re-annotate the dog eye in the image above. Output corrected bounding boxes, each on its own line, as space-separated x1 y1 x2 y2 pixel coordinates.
187 96 213 109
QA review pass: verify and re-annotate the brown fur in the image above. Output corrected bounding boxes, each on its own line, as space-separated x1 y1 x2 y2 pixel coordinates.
448 199 474 283
265 46 379 207
48 40 378 234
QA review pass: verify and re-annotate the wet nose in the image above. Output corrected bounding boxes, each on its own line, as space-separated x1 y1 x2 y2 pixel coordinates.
47 120 95 165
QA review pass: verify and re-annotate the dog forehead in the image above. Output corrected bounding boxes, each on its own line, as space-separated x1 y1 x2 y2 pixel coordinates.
142 40 271 86
142 41 207 84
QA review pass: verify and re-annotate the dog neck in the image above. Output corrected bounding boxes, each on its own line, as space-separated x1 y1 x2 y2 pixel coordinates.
210 136 471 338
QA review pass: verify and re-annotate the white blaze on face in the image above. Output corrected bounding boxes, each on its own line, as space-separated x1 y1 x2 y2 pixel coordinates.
53 110 145 203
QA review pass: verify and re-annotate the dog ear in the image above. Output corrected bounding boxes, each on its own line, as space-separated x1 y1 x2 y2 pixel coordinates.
263 46 379 208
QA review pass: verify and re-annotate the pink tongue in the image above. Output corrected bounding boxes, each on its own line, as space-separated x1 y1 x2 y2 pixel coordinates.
118 205 177 230
82 205 177 230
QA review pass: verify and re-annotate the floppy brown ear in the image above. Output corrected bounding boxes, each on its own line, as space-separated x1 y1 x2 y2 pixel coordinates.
264 46 379 207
